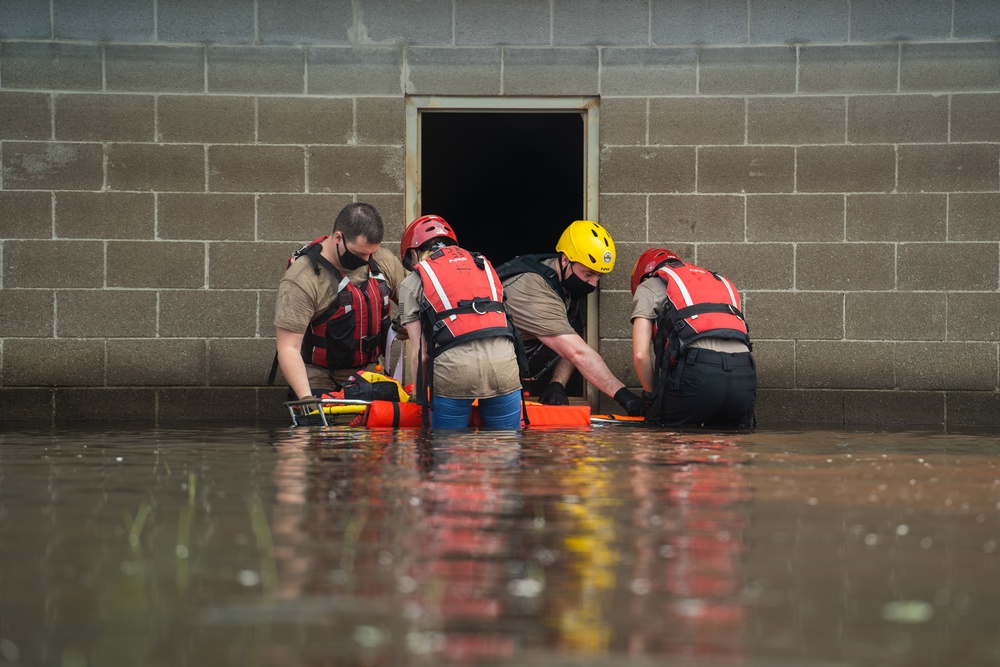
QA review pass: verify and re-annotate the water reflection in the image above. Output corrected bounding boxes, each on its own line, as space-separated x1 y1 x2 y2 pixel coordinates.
0 426 998 666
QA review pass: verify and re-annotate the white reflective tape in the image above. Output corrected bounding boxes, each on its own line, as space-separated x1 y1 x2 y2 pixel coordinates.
418 260 457 320
720 275 739 307
659 267 694 306
484 260 500 302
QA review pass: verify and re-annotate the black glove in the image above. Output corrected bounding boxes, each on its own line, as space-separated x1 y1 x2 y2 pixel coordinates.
538 381 569 405
614 388 646 417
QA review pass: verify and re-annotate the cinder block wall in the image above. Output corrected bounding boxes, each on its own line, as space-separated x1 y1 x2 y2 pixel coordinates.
0 0 997 428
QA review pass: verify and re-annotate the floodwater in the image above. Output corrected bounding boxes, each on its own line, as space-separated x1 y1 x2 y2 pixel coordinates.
1 423 999 667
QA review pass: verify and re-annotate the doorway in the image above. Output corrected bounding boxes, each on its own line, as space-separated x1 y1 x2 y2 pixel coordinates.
404 97 601 404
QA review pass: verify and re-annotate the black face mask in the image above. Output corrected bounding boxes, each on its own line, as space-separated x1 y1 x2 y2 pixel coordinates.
562 265 597 298
336 236 368 271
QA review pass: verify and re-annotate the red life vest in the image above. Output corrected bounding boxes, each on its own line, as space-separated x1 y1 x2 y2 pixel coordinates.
652 260 750 357
294 237 391 371
413 246 513 356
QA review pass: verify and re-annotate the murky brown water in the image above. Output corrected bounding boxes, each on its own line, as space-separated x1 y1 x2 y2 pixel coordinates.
1 423 998 667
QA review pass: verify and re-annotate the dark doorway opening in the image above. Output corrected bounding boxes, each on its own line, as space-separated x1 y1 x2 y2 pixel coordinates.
420 112 584 267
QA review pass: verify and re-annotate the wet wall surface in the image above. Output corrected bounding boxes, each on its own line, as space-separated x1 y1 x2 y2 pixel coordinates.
1 424 998 666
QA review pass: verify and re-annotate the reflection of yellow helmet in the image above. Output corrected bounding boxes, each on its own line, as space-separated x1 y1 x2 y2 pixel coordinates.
555 220 616 274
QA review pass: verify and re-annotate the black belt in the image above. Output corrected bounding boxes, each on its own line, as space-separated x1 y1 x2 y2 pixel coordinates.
684 348 753 368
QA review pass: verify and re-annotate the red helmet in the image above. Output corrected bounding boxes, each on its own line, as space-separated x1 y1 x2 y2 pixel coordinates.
400 215 458 263
630 247 680 295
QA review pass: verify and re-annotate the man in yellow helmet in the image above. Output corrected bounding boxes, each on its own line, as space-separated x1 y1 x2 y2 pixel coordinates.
495 220 646 417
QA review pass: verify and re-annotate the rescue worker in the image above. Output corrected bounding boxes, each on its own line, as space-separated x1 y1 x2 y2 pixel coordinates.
273 202 406 400
398 215 523 429
497 220 646 417
630 248 756 429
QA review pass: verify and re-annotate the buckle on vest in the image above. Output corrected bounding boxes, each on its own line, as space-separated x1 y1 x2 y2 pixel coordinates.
359 334 380 354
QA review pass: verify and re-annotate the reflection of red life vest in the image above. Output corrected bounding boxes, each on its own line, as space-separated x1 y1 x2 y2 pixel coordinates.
292 237 391 371
414 246 513 357
652 261 750 361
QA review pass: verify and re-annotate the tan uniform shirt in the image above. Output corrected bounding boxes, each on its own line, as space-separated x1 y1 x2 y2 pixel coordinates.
500 257 578 342
274 245 406 389
398 271 521 399
630 277 749 353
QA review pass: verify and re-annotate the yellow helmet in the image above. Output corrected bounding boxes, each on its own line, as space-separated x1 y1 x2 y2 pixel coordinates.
555 220 616 274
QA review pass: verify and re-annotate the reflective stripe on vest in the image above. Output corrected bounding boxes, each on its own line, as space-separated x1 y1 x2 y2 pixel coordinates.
655 263 748 342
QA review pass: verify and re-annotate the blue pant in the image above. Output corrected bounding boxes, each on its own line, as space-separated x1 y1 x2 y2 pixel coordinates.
429 390 523 430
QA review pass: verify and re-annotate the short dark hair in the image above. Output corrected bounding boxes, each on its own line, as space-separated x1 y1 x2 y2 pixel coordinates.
333 202 384 245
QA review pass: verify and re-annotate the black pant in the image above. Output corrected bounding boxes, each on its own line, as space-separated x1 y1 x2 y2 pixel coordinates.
649 348 757 429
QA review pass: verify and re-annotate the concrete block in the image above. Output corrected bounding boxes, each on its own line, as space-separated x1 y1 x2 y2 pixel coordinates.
56 192 156 239
259 289 278 336
406 47 501 95
948 293 1000 342
55 93 155 142
895 342 998 390
846 293 945 342
456 0 550 45
258 194 353 241
950 193 1000 242
55 388 156 421
901 42 1000 92
755 388 844 425
796 242 895 291
698 146 795 193
52 0 153 41
844 391 944 427
107 143 206 192
0 191 53 239
748 291 844 340
3 338 105 386
107 241 205 289
107 339 206 386
796 341 894 389
553 0 647 45
258 386 291 420
954 0 1000 39
160 290 258 337
851 0 952 40
106 45 205 93
899 144 1000 193
649 97 744 145
157 387 259 420
596 288 631 339
158 193 255 240
208 145 306 193
209 241 288 289
4 240 104 288
946 392 1000 430
848 95 948 144
358 0 453 45
2 142 104 191
357 97 405 146
651 0 747 45
751 339 794 389
258 97 353 145
308 47 403 95
0 0 50 38
846 193 946 242
797 145 895 193
0 42 101 91
747 194 844 242
599 98 646 146
158 95 255 143
504 48 599 96
951 93 1000 143
0 389 54 423
158 0 254 43
57 289 157 338
308 145 404 193
648 194 744 242
699 46 796 95
750 0 849 43
208 46 305 94
601 146 695 193
748 96 846 145
258 0 352 45
0 289 53 336
798 44 898 93
0 92 51 140
209 338 277 385
601 48 697 96
363 194 406 239
696 243 794 291
598 194 647 241
898 243 999 291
